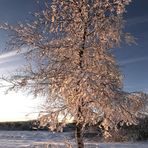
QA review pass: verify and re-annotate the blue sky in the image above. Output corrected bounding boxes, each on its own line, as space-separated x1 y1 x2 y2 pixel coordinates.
0 0 148 121
114 0 148 92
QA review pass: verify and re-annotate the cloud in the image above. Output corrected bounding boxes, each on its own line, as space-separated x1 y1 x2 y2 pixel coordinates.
0 50 18 60
119 56 148 65
0 47 27 61
126 15 148 27
0 50 26 75
0 50 23 64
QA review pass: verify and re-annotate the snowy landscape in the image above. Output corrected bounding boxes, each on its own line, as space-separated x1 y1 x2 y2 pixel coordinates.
0 131 147 148
0 0 148 148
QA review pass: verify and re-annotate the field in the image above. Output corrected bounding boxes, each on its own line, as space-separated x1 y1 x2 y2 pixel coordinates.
0 131 148 148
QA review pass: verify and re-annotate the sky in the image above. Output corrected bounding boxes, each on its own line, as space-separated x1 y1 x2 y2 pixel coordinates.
0 0 148 121
0 0 42 122
116 0 148 93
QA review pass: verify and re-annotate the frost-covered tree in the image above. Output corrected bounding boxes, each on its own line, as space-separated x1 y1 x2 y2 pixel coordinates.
0 0 147 147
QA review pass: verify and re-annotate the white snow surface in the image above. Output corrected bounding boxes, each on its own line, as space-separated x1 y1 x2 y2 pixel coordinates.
0 131 147 148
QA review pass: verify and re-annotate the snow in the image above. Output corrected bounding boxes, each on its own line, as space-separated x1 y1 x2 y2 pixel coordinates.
0 131 147 148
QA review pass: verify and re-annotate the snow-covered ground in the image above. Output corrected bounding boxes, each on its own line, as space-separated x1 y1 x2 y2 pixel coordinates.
0 131 147 148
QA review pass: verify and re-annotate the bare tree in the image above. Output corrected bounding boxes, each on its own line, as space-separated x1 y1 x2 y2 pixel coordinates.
0 0 147 147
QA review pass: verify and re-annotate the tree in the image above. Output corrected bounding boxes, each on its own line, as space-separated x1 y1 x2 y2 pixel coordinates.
0 0 147 147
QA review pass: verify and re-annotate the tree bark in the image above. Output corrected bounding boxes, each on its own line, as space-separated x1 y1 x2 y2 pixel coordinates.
75 123 84 148
75 6 87 148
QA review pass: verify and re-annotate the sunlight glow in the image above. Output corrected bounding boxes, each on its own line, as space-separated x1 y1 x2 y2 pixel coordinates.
0 90 42 122
0 49 43 122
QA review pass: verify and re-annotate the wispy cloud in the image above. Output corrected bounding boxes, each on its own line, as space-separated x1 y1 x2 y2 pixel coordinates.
0 52 22 65
0 50 26 75
119 56 148 65
0 50 18 60
0 47 27 61
126 15 148 27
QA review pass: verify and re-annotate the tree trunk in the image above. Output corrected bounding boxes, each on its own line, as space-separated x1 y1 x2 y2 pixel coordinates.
75 124 84 148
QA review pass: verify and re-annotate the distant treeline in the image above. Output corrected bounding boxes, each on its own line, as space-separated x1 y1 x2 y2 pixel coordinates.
0 117 147 141
0 120 41 131
103 117 148 142
0 120 76 131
